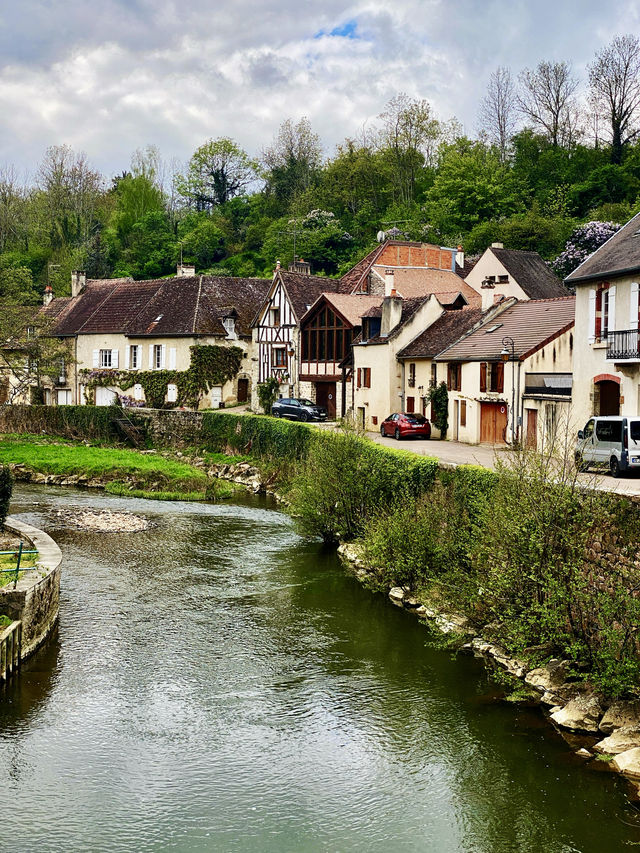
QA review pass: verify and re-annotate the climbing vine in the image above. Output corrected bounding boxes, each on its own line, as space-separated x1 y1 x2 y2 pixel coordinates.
426 381 449 436
79 345 245 408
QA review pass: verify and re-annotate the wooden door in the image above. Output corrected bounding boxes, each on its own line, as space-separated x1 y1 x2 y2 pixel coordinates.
315 382 336 419
237 377 249 403
598 380 620 415
480 402 508 444
526 409 537 449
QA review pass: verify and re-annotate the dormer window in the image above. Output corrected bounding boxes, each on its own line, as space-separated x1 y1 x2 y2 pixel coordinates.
269 307 280 327
223 316 236 338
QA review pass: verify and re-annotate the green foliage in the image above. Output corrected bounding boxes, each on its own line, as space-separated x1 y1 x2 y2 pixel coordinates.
289 427 439 543
81 345 244 408
257 376 281 414
200 411 312 461
0 404 135 442
426 381 449 436
177 138 259 211
0 465 13 528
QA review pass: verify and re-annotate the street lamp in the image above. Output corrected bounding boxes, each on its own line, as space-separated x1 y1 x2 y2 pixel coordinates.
500 335 516 445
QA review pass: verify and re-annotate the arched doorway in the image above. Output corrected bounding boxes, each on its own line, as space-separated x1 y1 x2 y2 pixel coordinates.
594 375 620 416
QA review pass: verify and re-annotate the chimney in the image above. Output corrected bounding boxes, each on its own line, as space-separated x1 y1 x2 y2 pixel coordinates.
288 258 312 275
71 270 86 298
381 294 403 337
456 245 464 270
43 285 54 307
177 263 196 277
491 242 504 249
385 269 395 297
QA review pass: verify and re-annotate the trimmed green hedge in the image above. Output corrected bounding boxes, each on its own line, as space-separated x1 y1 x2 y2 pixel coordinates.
200 412 313 462
0 465 13 527
0 404 147 444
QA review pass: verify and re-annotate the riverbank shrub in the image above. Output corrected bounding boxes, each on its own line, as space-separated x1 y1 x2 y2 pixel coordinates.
200 412 312 462
0 404 147 444
0 465 13 528
289 427 439 542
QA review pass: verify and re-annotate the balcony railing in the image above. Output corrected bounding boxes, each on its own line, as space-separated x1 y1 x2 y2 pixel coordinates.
607 329 640 360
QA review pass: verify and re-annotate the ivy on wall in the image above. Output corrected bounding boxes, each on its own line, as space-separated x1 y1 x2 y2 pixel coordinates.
79 345 245 408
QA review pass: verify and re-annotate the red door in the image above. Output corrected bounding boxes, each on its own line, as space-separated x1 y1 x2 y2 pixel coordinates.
315 382 336 419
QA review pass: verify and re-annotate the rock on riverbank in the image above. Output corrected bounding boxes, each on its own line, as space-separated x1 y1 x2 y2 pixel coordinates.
54 509 155 533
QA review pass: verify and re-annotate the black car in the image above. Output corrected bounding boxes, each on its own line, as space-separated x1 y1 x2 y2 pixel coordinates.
271 398 328 422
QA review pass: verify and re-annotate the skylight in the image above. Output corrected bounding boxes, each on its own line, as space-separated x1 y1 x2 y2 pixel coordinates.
485 323 503 333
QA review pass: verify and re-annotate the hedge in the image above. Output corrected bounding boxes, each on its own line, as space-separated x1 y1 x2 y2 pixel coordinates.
0 466 13 528
200 412 313 462
0 404 147 444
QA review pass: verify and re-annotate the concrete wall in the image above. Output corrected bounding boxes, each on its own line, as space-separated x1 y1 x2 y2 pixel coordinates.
1 517 62 660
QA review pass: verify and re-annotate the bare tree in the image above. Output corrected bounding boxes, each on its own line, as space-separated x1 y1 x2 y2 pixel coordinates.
589 34 640 164
517 61 580 147
478 66 518 160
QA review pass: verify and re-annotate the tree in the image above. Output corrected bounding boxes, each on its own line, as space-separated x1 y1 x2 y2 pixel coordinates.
178 138 259 211
517 61 580 147
0 307 72 405
478 67 518 161
378 93 443 204
262 118 323 211
551 221 621 279
589 35 640 164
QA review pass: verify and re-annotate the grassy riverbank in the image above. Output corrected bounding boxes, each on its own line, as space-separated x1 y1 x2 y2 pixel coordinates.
0 434 238 501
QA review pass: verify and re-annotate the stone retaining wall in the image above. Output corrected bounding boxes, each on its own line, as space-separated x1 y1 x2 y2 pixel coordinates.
1 517 62 659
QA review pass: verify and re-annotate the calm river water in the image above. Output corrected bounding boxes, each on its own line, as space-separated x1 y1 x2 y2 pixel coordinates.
2 483 640 852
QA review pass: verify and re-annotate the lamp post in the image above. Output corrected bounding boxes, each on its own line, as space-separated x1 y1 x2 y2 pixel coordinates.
500 336 516 445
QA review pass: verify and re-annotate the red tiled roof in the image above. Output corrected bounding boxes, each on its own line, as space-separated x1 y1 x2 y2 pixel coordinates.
371 266 482 305
397 307 485 359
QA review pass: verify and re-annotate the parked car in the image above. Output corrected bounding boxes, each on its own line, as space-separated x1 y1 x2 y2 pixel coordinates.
272 398 328 422
575 415 640 477
380 412 431 440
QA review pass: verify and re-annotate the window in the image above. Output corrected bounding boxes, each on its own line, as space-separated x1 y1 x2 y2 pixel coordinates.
303 304 351 364
584 419 594 439
130 345 139 369
596 420 622 442
357 367 371 388
273 348 286 367
595 284 611 341
99 349 112 368
430 363 437 387
153 344 162 370
223 316 236 338
460 400 467 427
480 361 504 393
545 403 557 442
270 307 281 327
408 363 416 388
447 363 461 392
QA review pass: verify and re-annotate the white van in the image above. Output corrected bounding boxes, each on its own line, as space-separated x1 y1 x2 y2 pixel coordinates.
576 416 640 477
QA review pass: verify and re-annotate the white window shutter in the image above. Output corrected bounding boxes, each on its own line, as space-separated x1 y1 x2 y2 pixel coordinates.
161 345 166 368
124 346 130 369
93 349 99 368
588 289 596 344
169 347 177 369
111 349 119 368
608 286 616 333
149 344 154 369
137 345 142 369
631 283 639 330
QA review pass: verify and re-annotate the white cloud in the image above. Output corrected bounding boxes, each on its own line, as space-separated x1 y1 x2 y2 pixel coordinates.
0 0 636 175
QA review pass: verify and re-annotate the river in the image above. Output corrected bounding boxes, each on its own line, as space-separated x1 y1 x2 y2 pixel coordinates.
1 483 640 852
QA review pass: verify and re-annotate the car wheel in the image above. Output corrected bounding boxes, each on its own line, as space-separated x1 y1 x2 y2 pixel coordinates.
299 412 309 422
610 456 622 478
574 452 587 472
394 428 401 440
380 425 386 436
272 410 280 417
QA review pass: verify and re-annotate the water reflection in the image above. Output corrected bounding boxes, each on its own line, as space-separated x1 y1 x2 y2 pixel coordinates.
0 483 639 852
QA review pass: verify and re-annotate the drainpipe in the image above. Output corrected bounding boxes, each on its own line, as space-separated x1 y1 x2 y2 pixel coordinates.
516 360 522 444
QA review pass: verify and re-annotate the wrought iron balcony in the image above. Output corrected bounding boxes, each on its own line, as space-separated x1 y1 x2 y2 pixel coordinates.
607 329 640 360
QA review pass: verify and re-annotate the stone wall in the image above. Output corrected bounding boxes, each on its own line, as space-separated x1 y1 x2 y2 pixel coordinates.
1 518 62 659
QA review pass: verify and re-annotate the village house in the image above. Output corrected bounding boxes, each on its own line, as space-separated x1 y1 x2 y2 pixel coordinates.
351 266 481 431
250 259 342 409
42 267 270 408
434 297 575 446
465 243 569 309
565 212 640 427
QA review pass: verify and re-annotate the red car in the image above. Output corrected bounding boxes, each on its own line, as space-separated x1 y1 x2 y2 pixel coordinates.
380 412 431 440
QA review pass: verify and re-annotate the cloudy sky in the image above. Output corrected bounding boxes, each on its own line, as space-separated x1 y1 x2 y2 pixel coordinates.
0 0 638 179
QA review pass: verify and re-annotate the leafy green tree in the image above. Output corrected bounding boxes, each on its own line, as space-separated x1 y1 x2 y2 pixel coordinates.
178 214 226 269
178 138 259 211
262 118 323 212
114 211 177 279
0 266 39 304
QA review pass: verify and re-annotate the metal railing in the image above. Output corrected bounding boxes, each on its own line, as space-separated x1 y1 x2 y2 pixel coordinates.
607 329 640 360
0 543 39 589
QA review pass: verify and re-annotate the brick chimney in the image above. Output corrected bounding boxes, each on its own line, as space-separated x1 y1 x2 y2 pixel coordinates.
71 270 86 298
43 285 54 307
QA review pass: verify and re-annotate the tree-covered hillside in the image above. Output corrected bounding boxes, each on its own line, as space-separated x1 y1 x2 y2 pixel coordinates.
4 35 640 302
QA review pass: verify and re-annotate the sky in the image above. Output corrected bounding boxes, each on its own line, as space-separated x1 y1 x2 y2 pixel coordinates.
0 0 639 180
